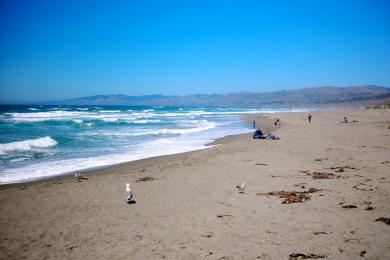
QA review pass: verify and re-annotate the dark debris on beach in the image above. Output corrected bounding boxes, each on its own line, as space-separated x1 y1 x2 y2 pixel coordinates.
312 171 344 179
327 166 356 173
257 188 321 204
375 217 390 225
299 170 345 179
289 253 326 259
136 176 154 182
342 205 357 209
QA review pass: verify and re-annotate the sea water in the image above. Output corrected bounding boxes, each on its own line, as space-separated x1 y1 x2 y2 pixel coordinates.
0 105 303 184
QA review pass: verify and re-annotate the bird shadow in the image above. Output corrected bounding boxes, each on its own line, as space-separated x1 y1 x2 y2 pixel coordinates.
127 200 137 204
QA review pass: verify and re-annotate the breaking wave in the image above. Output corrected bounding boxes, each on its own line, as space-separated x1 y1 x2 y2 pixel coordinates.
0 136 58 155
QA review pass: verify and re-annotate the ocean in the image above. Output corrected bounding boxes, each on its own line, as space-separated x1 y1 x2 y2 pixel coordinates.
0 105 304 184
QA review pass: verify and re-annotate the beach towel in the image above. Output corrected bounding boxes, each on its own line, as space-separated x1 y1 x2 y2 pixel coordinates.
264 133 280 140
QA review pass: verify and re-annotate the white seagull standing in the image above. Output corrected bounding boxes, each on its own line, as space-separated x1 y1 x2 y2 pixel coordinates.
74 171 88 181
125 183 133 203
237 182 246 193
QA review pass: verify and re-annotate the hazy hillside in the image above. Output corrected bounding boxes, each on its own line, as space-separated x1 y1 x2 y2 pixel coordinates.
46 85 390 107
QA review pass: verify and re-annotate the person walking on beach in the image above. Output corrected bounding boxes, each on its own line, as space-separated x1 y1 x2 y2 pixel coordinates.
308 113 312 123
252 120 256 132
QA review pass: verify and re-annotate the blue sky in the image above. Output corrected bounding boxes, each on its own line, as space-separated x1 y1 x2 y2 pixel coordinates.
0 0 389 102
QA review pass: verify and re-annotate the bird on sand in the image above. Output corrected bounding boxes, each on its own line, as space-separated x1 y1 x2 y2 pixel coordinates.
236 182 246 193
74 171 88 181
125 183 133 203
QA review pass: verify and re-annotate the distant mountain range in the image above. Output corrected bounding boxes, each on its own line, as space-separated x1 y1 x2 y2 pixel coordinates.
45 85 390 108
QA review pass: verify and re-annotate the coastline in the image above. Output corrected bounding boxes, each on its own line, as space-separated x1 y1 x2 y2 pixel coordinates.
0 115 274 188
1 109 389 259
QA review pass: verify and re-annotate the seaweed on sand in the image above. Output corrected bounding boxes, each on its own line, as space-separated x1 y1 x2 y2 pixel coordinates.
257 188 321 204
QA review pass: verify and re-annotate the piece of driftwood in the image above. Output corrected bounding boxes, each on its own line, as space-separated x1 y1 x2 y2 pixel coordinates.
342 205 357 209
217 214 233 218
136 176 154 182
289 253 326 259
314 158 328 162
255 163 268 166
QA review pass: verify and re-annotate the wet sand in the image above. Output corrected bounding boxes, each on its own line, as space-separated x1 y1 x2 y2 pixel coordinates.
1 109 389 259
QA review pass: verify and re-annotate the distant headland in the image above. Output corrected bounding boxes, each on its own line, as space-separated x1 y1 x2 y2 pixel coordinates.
8 85 390 108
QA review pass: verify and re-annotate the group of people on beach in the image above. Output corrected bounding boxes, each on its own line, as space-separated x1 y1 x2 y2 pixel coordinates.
307 113 357 124
251 112 356 140
252 113 312 140
252 119 280 140
342 116 358 123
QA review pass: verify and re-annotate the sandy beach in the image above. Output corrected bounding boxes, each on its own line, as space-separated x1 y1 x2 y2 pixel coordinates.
0 109 389 259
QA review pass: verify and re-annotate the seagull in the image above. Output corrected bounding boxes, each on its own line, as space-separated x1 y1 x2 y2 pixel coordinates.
125 183 133 203
236 182 246 193
74 171 88 181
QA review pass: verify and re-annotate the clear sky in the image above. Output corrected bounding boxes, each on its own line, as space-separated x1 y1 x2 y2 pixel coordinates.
0 0 389 102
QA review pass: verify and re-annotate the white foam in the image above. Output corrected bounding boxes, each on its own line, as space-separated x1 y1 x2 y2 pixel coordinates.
155 109 308 117
176 119 209 126
2 108 308 123
4 111 88 122
157 121 216 135
9 158 30 163
82 120 216 137
49 107 70 111
0 136 58 155
102 118 118 122
132 120 161 124
2 108 284 123
0 137 210 184
100 110 121 113
2 110 142 123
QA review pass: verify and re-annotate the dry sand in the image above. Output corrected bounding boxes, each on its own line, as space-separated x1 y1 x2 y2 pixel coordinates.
0 109 389 259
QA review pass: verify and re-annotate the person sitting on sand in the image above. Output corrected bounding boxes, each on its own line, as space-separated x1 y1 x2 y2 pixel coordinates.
344 116 348 123
308 113 312 123
253 129 264 139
